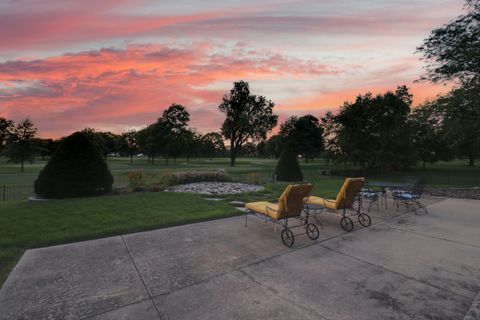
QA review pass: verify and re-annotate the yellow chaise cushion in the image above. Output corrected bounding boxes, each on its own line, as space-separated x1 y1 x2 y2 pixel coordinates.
305 196 338 210
245 201 281 219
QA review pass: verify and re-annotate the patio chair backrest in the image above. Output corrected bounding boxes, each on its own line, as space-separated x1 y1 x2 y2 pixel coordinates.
278 184 313 218
412 183 425 197
335 177 365 209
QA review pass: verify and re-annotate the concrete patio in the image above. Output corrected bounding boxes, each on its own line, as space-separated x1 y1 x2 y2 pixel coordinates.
1 197 479 319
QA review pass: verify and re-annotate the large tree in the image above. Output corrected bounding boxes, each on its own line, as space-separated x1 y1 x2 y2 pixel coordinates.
437 79 480 166
121 129 138 164
323 86 415 171
417 0 480 166
279 115 324 162
219 81 278 166
265 135 282 159
136 124 160 164
201 132 225 158
409 102 451 169
3 119 38 172
157 103 190 165
0 118 14 152
417 0 480 83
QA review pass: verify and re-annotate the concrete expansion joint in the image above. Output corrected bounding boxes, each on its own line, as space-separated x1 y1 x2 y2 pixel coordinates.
120 235 164 320
386 225 480 249
79 297 153 320
319 244 473 300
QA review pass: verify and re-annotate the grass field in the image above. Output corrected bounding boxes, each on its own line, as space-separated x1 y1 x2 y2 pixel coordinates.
0 156 479 287
1 156 479 187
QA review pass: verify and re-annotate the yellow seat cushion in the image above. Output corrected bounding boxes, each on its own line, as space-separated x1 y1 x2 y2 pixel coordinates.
305 196 338 210
245 201 281 219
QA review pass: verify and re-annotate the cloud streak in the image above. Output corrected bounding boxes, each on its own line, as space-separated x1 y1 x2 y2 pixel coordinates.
0 0 462 137
0 43 339 137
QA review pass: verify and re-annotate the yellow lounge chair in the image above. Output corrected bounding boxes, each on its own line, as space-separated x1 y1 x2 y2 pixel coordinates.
304 177 371 232
244 183 319 247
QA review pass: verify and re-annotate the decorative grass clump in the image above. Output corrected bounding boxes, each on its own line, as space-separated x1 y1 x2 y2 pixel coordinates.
34 132 113 198
274 147 303 182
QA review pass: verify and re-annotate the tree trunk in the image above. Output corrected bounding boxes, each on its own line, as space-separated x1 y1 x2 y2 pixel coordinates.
130 154 133 165
230 140 236 166
21 161 24 173
469 155 474 166
422 159 426 170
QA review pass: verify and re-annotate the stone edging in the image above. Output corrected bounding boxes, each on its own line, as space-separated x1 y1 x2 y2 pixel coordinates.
424 188 480 200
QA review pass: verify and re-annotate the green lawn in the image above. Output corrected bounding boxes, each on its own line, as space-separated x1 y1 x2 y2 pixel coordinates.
2 156 479 187
0 192 239 286
0 156 479 287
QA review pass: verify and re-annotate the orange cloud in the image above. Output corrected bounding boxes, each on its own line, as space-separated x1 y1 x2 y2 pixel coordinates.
0 43 337 137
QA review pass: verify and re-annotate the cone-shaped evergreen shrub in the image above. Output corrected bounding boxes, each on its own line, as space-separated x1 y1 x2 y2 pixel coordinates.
274 146 303 182
34 132 113 198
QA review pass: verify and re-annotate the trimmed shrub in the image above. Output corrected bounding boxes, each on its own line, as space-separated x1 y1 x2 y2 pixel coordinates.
274 147 303 182
158 171 231 187
34 132 113 198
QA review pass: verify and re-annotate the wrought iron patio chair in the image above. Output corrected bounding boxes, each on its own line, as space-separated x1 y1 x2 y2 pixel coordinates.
304 177 371 232
392 183 428 214
359 186 380 212
244 183 319 247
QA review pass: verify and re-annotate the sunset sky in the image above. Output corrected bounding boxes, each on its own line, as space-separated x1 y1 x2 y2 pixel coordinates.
0 0 462 138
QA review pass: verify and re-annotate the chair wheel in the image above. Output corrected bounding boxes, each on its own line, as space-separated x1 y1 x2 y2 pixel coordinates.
340 217 354 232
281 228 294 247
358 213 371 227
306 223 319 240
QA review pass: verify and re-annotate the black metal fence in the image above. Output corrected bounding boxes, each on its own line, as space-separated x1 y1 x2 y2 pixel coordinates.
1 185 34 201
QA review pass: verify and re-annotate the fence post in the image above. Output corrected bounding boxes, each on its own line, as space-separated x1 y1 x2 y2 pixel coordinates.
2 184 5 202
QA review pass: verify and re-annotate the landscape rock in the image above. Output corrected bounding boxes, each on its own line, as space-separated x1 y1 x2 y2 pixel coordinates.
166 182 264 195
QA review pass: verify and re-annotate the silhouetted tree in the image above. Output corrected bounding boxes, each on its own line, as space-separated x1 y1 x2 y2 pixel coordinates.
157 103 190 165
265 135 282 158
3 119 38 172
417 0 480 83
0 117 14 152
323 86 415 171
35 138 58 161
137 124 159 164
437 79 480 166
121 129 138 164
201 132 226 158
279 115 324 162
409 102 451 169
219 81 278 166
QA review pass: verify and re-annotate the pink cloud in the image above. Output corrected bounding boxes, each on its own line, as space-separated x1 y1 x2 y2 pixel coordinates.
0 43 337 137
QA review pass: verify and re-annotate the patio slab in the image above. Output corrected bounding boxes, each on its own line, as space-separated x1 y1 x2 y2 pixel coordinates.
0 237 149 320
388 197 480 247
236 244 470 320
0 197 479 319
322 225 480 298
